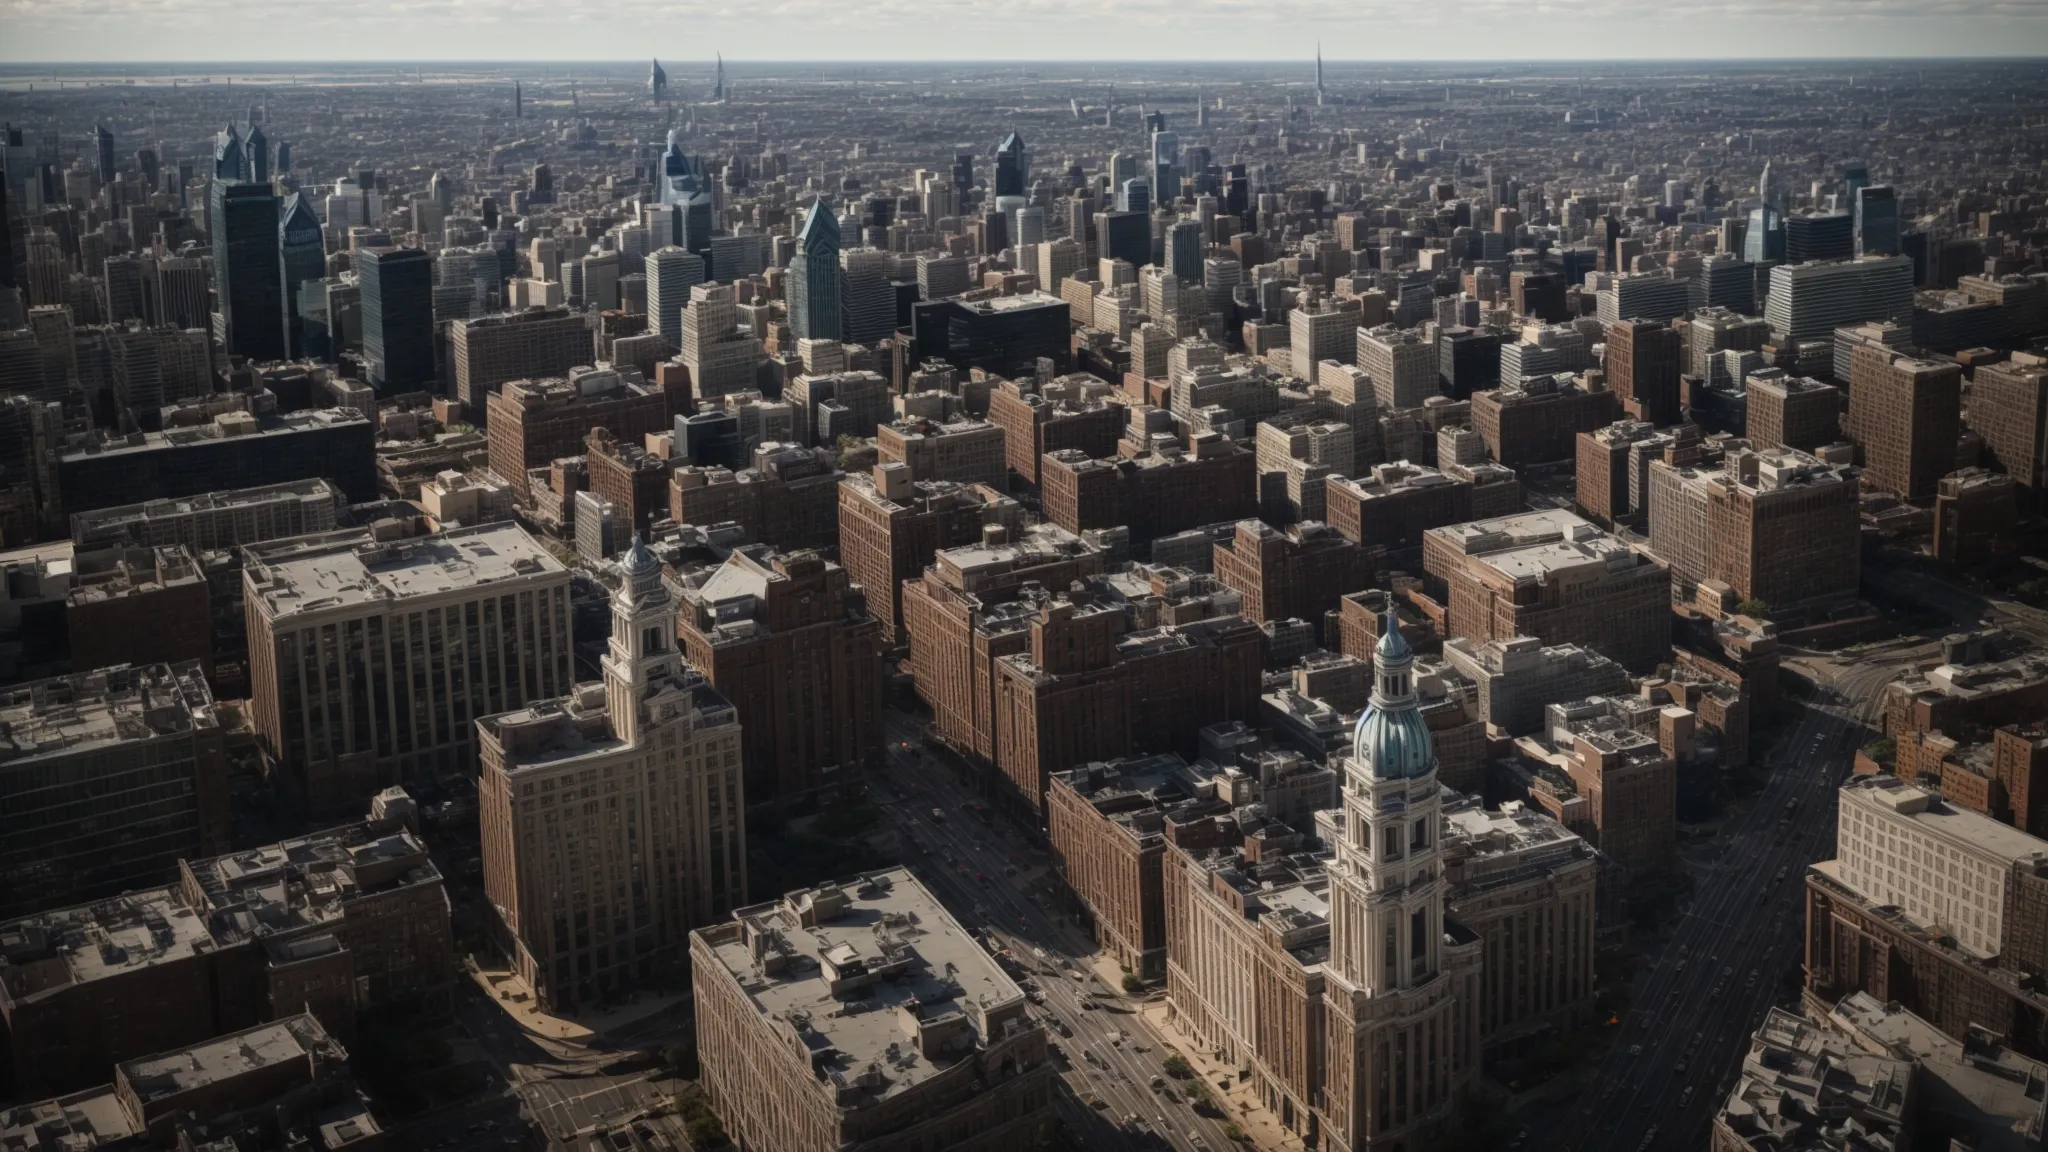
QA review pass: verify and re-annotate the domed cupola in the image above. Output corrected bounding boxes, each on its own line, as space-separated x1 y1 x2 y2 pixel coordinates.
1351 612 1436 781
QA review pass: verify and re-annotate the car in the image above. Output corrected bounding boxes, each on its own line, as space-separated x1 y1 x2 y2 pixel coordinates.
1628 1044 1643 1056
932 808 945 821
1637 1127 1659 1151
1723 966 1735 978
1674 1059 1688 1073
1640 1016 1652 1030
1680 1086 1696 1106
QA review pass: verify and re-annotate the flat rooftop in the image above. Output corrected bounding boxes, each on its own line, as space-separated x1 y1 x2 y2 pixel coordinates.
120 1014 333 1103
1843 776 2048 865
698 868 1026 1107
0 661 215 766
0 889 213 997
246 522 564 619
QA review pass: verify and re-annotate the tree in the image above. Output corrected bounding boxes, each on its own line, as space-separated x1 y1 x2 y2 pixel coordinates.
1737 598 1770 618
1163 1054 1194 1080
1121 973 1145 995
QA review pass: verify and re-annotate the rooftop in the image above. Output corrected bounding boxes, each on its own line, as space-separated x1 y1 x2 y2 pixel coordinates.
0 661 217 766
245 522 564 618
119 1013 339 1105
1841 775 2048 866
696 868 1032 1109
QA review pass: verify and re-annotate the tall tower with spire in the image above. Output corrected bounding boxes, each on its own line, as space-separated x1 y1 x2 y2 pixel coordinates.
514 80 523 119
1317 43 1326 105
712 53 725 103
1316 616 1482 1150
650 59 667 102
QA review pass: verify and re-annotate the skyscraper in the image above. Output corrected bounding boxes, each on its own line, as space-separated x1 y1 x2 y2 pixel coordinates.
995 130 1029 198
1316 43 1326 105
1319 619 1482 1149
649 59 666 101
357 247 435 392
93 123 115 190
788 199 841 342
1854 185 1900 257
246 122 270 184
647 245 708 351
278 192 324 359
839 248 896 346
712 53 725 102
212 121 243 183
1150 127 1179 205
212 182 287 361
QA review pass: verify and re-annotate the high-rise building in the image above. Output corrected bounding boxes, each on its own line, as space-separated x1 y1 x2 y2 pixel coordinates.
645 246 707 351
1746 374 1840 452
357 247 435 392
1358 323 1437 410
675 549 882 804
1595 271 1692 326
1317 621 1484 1149
1969 356 2048 507
1646 446 1861 614
681 283 763 400
1763 256 1915 344
1605 319 1683 427
487 367 673 496
1854 185 1900 257
787 199 841 342
1845 346 1962 501
478 540 746 1011
837 465 1019 637
910 294 1071 380
211 182 286 361
1786 212 1855 264
243 522 574 811
994 130 1029 198
449 307 593 415
277 193 324 358
838 247 896 346
1423 509 1670 672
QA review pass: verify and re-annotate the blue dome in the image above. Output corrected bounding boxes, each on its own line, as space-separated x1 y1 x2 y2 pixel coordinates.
619 534 659 577
1376 621 1413 662
1353 704 1435 780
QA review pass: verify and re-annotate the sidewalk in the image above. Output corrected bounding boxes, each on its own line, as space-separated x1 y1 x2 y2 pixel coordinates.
470 965 686 1047
1140 1001 1310 1152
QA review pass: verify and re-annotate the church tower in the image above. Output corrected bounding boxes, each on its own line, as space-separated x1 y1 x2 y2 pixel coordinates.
1317 615 1482 1150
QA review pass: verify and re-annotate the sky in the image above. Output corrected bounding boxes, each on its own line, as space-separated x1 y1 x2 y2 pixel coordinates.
2 2 2047 63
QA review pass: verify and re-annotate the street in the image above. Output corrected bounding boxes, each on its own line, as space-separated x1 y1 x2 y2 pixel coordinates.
873 709 1245 1152
1538 645 1918 1152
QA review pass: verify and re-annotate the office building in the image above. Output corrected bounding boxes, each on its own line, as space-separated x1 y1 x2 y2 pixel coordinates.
1764 257 1915 344
671 442 845 552
985 375 1124 487
1516 698 1679 889
58 404 377 516
1040 439 1257 546
691 869 1056 1152
243 522 573 810
0 792 452 1098
1935 468 2019 566
1646 446 1861 614
1211 519 1377 646
1442 795 1599 1052
278 193 325 359
1470 375 1620 467
485 368 671 498
875 415 1007 489
1357 324 1438 410
837 465 1020 637
681 283 763 400
1439 636 1632 737
449 308 592 414
1854 185 1900 257
1745 374 1840 452
645 246 707 351
911 294 1071 380
210 183 286 362
1786 212 1855 264
674 550 882 804
917 253 972 300
1605 320 1683 427
1595 271 1692 325
1423 509 1670 672
70 478 342 551
788 200 841 342
1845 347 1962 500
478 540 746 1011
0 661 227 920
1324 461 1517 553
1969 355 2048 505
1687 254 1756 315
357 248 435 393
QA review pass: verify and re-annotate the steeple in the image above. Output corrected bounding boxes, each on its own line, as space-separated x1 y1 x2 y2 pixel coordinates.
713 53 725 103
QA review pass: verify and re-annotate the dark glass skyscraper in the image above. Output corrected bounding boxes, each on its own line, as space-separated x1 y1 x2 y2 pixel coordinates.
94 124 115 190
994 131 1028 198
357 247 435 392
1854 185 1900 258
788 199 841 341
246 123 270 184
1743 204 1786 264
1786 212 1854 263
279 193 325 359
212 182 287 361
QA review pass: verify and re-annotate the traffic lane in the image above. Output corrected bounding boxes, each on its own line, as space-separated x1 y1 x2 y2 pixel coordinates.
1555 699 1850 1148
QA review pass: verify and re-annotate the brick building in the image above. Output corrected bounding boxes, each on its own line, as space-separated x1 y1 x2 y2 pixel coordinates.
450 307 593 415
674 549 882 804
837 465 1020 638
486 368 672 498
876 416 1008 489
991 600 1264 813
1604 320 1683 427
1325 460 1519 553
691 870 1056 1152
64 544 213 679
1646 446 1861 614
1210 519 1377 646
584 428 677 539
478 543 746 1011
1969 354 2048 508
670 442 844 551
1423 509 1671 673
1470 375 1620 467
1041 437 1257 546
902 526 1111 758
1514 700 1679 891
1575 420 1658 526
1935 468 2019 565
1745 375 1840 453
985 374 1123 487
0 792 452 1097
1845 346 1962 501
